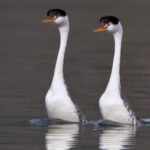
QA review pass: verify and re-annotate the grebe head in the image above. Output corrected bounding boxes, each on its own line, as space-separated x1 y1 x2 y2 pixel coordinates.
42 9 68 26
94 16 122 33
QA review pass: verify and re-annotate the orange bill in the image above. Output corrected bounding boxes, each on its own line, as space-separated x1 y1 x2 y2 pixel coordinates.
93 26 107 32
41 18 54 24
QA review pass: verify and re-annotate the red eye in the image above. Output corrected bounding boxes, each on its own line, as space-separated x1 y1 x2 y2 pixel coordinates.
53 16 58 20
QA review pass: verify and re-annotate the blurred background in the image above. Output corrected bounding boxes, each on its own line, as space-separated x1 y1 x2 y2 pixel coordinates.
0 0 150 149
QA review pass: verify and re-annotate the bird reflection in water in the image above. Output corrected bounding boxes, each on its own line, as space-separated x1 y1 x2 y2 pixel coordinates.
45 124 79 150
99 126 136 150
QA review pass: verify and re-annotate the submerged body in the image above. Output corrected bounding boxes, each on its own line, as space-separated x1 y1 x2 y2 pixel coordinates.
95 16 137 125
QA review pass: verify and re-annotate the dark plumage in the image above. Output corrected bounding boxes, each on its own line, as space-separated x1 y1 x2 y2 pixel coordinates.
47 9 67 18
100 16 119 25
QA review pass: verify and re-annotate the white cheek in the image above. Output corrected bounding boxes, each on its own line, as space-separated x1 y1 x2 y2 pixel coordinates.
107 25 114 31
54 17 64 25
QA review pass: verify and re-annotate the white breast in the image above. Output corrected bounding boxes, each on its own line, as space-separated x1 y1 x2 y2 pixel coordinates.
99 92 136 125
45 84 79 122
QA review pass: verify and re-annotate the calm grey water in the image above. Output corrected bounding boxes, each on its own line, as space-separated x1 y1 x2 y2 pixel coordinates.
0 0 150 149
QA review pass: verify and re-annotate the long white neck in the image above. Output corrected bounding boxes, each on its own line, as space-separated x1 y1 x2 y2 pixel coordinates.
51 20 69 86
105 25 123 94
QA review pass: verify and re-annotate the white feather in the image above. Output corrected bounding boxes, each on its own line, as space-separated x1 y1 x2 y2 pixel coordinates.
99 22 137 125
45 16 79 122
